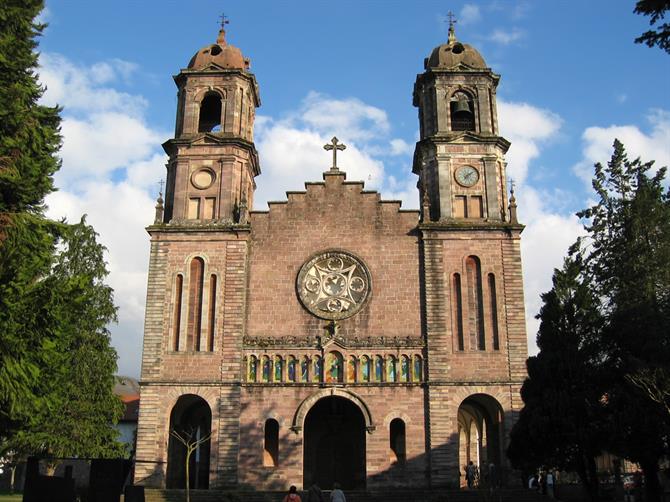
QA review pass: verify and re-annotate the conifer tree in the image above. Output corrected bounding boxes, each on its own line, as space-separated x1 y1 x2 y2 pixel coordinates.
0 0 124 460
0 0 63 436
508 257 608 502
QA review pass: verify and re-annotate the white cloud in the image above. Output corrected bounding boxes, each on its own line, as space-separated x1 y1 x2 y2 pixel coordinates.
489 28 524 45
518 187 584 352
573 109 670 185
39 53 147 115
459 4 481 25
39 52 167 377
498 100 562 183
254 92 415 209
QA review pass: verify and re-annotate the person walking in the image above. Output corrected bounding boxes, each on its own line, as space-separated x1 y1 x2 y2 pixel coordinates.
465 461 476 488
307 484 325 502
283 485 302 502
546 470 555 498
330 482 346 502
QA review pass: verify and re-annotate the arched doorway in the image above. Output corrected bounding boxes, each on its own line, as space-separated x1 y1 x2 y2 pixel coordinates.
303 396 366 490
166 394 212 489
457 394 504 487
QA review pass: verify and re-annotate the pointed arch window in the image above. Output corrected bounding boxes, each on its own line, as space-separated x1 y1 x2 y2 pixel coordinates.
465 256 485 350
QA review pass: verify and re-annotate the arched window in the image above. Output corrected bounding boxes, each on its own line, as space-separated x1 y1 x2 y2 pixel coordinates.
263 419 279 467
390 418 406 465
450 91 475 132
248 355 257 382
314 356 323 383
400 355 410 382
287 356 297 382
274 356 283 383
361 356 371 382
488 273 500 350
326 352 344 383
413 355 423 382
301 356 310 382
172 274 183 351
387 356 397 382
452 273 464 351
261 356 271 383
374 355 384 382
198 92 222 133
207 274 216 352
187 258 204 351
465 256 485 350
347 356 357 383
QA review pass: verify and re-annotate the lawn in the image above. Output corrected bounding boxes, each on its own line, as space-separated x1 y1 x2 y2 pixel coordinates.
0 494 22 501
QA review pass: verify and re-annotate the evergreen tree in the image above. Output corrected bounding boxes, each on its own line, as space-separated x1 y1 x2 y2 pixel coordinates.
508 257 608 502
577 139 670 501
0 0 63 436
0 1 124 460
634 0 670 54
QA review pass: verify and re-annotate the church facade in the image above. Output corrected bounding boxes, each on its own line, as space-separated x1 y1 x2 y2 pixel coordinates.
135 24 528 491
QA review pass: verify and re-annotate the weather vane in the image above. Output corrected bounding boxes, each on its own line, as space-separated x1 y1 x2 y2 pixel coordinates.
446 10 457 29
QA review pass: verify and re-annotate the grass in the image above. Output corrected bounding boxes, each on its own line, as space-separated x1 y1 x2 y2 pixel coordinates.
0 495 22 501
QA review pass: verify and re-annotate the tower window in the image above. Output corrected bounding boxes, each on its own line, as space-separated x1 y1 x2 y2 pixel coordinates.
390 419 406 465
198 92 222 133
450 92 475 132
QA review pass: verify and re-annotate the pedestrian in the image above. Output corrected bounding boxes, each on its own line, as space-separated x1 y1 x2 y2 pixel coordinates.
307 484 325 502
330 482 346 502
466 461 475 489
283 485 302 502
488 462 497 489
546 470 555 498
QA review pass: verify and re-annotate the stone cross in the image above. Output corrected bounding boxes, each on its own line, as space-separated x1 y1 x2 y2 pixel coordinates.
219 13 230 30
158 179 165 197
323 136 346 171
447 11 457 28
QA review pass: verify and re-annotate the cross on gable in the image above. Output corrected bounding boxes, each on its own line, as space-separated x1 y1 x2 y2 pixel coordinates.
323 136 346 171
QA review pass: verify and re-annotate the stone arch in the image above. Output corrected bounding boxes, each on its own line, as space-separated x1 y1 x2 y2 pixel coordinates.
291 388 375 434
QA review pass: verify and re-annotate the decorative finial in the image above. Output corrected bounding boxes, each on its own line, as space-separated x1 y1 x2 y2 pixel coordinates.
447 11 457 44
154 179 165 224
217 13 229 44
508 179 518 224
323 137 346 171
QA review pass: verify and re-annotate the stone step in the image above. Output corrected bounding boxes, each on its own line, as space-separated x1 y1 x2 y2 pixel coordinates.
140 488 554 502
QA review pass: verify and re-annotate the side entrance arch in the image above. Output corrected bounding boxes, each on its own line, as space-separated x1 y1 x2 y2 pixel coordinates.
166 394 212 489
302 396 367 490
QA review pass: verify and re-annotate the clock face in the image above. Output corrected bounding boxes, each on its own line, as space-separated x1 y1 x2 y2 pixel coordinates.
455 166 480 187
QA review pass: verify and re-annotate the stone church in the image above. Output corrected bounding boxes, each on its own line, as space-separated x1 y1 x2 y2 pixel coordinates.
135 21 528 491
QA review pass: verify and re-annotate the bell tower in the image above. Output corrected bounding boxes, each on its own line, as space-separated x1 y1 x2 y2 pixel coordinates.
162 25 260 224
413 21 510 222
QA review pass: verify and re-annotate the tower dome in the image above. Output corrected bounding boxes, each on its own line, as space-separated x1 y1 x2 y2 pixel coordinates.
187 29 250 70
424 24 487 70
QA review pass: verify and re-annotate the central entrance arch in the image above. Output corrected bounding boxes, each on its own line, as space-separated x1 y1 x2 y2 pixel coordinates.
303 396 366 490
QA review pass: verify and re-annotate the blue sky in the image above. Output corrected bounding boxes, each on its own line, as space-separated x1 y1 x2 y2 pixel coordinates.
37 1 670 377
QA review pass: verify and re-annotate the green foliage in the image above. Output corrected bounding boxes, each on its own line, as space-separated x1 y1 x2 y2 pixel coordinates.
9 219 125 459
634 0 670 54
508 257 607 501
0 0 62 436
0 1 125 460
